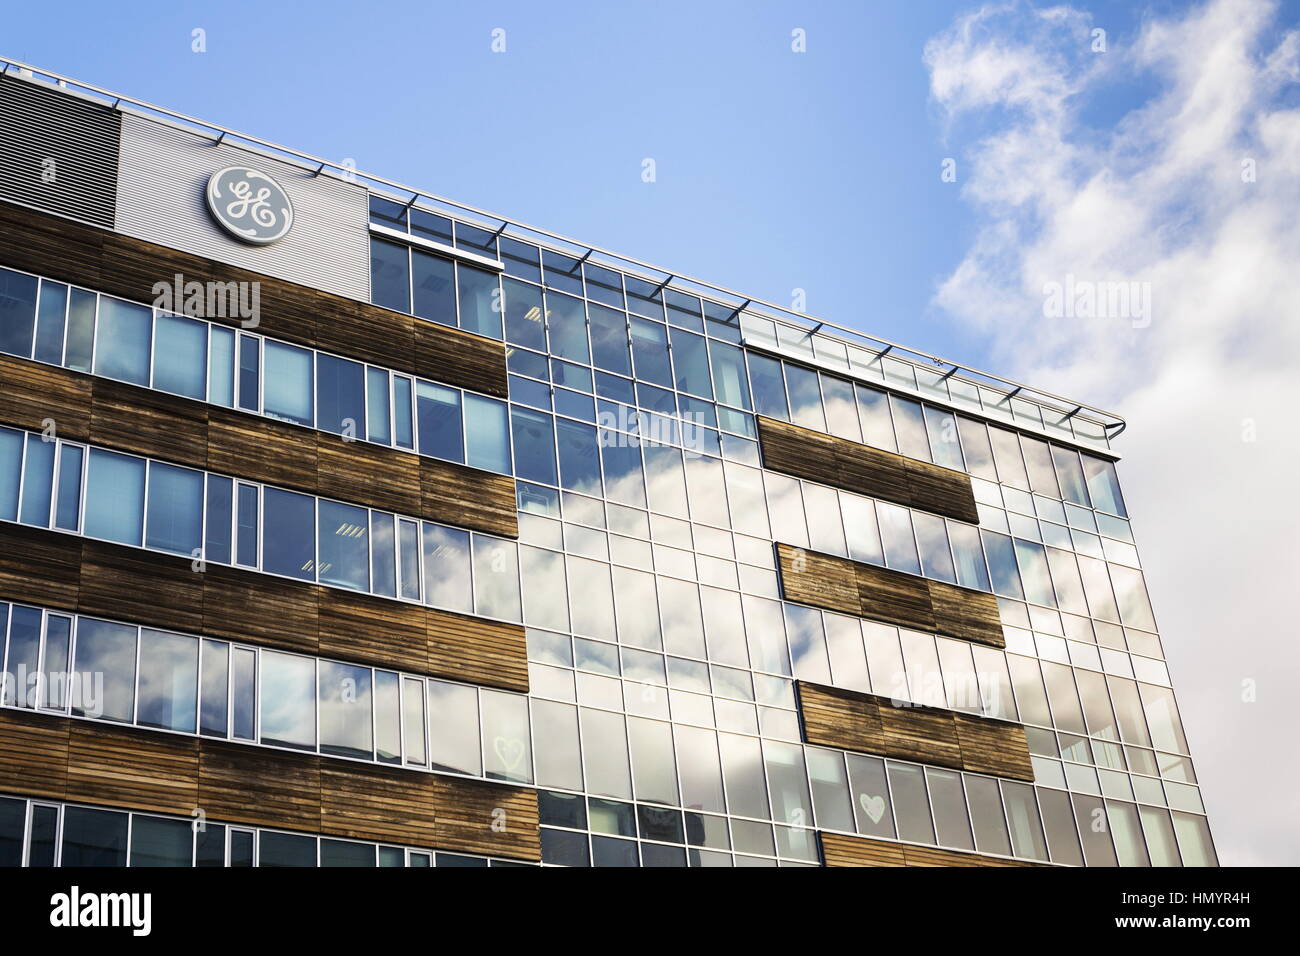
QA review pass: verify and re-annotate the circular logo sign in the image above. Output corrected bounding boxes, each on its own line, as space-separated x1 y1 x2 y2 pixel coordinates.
205 166 294 245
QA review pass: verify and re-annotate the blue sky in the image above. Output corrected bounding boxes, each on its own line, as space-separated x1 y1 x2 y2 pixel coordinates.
0 0 1181 369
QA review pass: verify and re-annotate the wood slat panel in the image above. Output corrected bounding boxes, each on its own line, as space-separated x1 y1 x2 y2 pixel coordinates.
316 433 421 517
878 702 963 770
79 540 204 633
775 544 860 616
320 762 439 848
432 775 541 861
0 523 81 611
420 457 519 539
206 408 319 496
198 741 322 832
65 723 199 815
820 831 1041 867
0 201 508 397
317 589 427 673
0 710 69 800
0 354 92 438
819 831 906 867
89 380 208 469
954 713 1034 781
427 608 529 692
758 416 979 523
798 681 1032 780
776 543 1005 649
201 564 320 654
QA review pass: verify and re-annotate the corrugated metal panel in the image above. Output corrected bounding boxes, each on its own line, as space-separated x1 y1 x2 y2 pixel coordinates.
0 75 120 227
115 113 370 300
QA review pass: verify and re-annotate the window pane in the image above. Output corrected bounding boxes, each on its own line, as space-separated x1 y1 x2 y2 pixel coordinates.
926 767 974 850
237 334 259 412
264 341 314 426
422 523 472 612
145 461 204 556
84 448 145 546
317 353 365 437
785 365 825 431
393 376 414 449
465 394 511 473
428 679 481 776
260 651 317 751
747 354 788 420
502 276 546 349
319 660 373 760
153 312 208 399
847 753 895 838
94 297 151 385
411 249 454 325
403 676 427 765
61 807 128 867
670 327 712 398
416 381 463 462
890 396 931 462
72 618 137 722
374 670 401 763
263 488 316 580
209 326 235 406
600 434 645 508
0 268 38 357
856 386 896 451
924 407 964 471
317 499 369 591
231 647 256 740
1083 455 1127 516
2 605 40 708
1051 446 1091 506
370 237 410 313
709 341 750 410
956 417 996 479
18 434 54 527
138 629 198 732
33 279 68 365
259 831 316 867
949 522 990 590
551 293 593 365
129 815 193 867
887 762 935 844
877 502 921 575
914 512 956 583
370 511 397 598
482 689 532 783
966 774 1012 856
629 317 672 387
511 407 557 485
236 483 258 567
556 418 602 494
0 427 22 521
366 367 391 444
200 639 229 737
457 264 501 339
320 839 375 867
204 475 233 564
64 287 96 372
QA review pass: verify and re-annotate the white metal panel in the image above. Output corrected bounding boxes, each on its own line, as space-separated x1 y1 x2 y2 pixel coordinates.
115 113 370 300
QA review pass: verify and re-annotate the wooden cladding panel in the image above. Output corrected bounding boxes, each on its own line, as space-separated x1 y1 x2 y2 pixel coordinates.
421 457 519 539
427 609 530 693
776 543 1005 649
0 353 516 537
0 526 528 691
0 524 81 610
0 201 507 397
797 681 1033 782
199 742 322 833
65 723 199 815
0 710 539 860
0 710 69 800
79 540 205 633
819 832 1040 867
954 713 1034 781
758 416 980 524
0 354 92 438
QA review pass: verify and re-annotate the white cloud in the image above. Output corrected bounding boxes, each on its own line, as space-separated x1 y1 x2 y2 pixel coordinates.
926 0 1300 865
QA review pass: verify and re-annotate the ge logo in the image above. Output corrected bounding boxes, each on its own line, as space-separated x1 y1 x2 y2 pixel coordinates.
205 166 294 245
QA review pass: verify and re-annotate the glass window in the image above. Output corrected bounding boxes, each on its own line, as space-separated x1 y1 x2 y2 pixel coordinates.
61 807 128 867
981 531 1024 599
502 276 546 350
556 418 602 495
804 482 847 556
259 830 316 867
366 366 391 444
18 434 54 527
888 762 935 844
137 629 198 733
821 375 860 441
482 689 532 783
675 725 726 813
209 326 235 406
511 406 557 485
0 268 38 357
152 312 208 399
231 647 256 740
1110 564 1157 630
200 639 229 737
398 518 420 600
235 482 259 567
670 327 712 398
84 448 145 546
260 651 317 751
764 740 812 827
465 394 511 474
0 427 22 521
629 317 672 387
956 417 996 479
320 839 375 867
1013 538 1056 607
785 365 825 431
807 747 855 832
370 511 397 598
64 287 96 372
709 341 751 410
599 434 645 508
72 618 137 722
317 353 365 437
318 499 369 591
949 522 990 590
423 523 473 612
747 354 788 420
856 386 896 452
263 341 314 426
145 462 204 556
401 676 427 766
411 249 455 326
1019 436 1060 498
966 774 1012 856
926 768 974 850
2 605 40 709
581 708 632 800
914 512 956 583
547 292 591 365
33 280 67 365
1083 455 1127 516
988 426 1029 489
847 753 895 838
416 381 463 462
1001 780 1049 860
472 535 521 621
370 237 411 313
784 604 831 684
877 502 921 575
428 679 482 776
374 670 401 764
204 475 233 565
457 264 502 339
263 488 316 581
0 796 25 867
890 396 931 462
924 407 964 471
1051 446 1091 506
393 376 415 450
94 297 152 386
237 334 259 412
319 660 373 760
